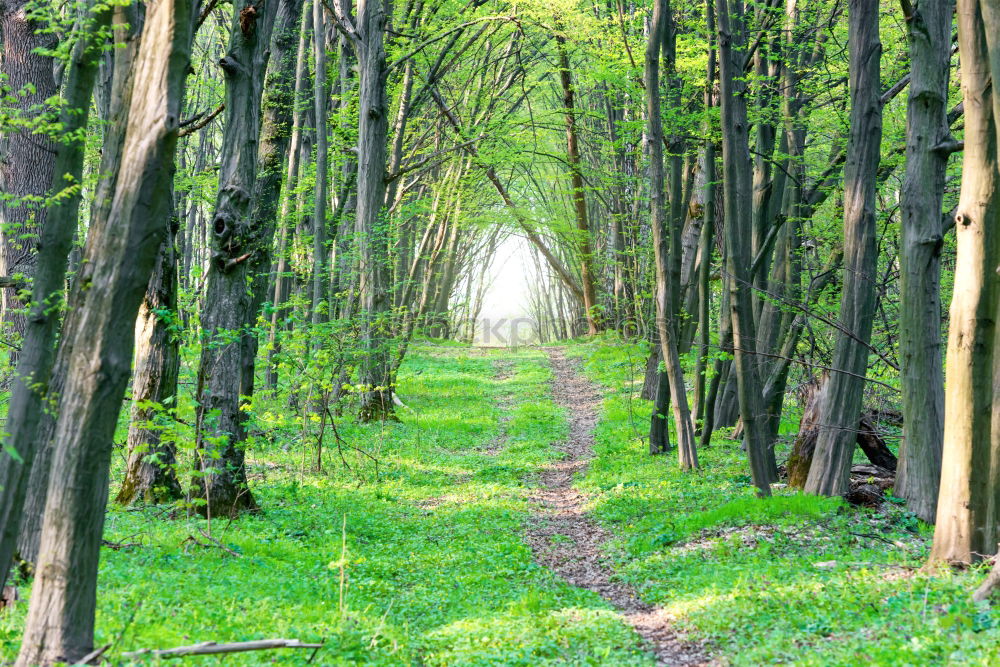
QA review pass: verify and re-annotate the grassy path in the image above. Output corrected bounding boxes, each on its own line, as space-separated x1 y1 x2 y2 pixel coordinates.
0 345 655 665
524 348 706 665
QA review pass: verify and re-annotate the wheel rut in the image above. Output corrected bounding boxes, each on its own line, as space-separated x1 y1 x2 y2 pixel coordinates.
524 347 710 666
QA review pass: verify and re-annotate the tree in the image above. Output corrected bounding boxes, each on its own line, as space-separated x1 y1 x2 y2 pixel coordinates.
0 0 57 337
715 0 771 495
330 0 395 421
804 0 883 496
191 0 280 517
896 0 954 523
930 0 1000 564
15 0 193 660
0 0 111 592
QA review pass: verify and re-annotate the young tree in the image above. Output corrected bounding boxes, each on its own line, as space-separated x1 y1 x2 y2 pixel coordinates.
15 0 194 660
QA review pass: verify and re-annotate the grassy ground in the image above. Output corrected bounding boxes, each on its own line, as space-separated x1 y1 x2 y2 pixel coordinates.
565 336 1000 666
3 339 999 665
0 345 651 665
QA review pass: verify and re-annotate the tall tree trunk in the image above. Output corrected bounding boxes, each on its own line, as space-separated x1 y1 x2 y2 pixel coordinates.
192 0 279 517
805 0 882 496
14 0 192 661
930 0 1000 564
311 0 329 324
0 0 111 592
715 0 771 495
116 207 183 505
0 0 58 339
647 0 696 468
896 0 954 523
267 1 312 389
556 35 600 335
693 0 716 430
333 0 394 421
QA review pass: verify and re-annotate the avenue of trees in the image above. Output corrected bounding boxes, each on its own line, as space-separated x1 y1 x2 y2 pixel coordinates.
0 0 998 662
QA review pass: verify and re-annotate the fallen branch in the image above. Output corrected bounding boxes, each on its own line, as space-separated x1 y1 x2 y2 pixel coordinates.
123 639 323 659
973 551 1000 603
70 644 110 665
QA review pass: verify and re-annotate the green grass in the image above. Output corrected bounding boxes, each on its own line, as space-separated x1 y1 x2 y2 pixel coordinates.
565 336 1000 666
1 346 651 665
4 338 999 665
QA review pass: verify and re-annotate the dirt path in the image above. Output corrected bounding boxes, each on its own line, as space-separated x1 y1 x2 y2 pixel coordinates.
524 348 709 666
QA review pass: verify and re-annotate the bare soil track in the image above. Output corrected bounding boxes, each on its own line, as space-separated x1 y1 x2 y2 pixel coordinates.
524 347 710 666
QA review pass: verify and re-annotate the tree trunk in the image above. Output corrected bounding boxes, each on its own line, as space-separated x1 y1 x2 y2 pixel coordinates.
15 0 192 661
556 35 600 335
930 0 1000 564
116 209 183 505
896 0 953 524
0 0 58 339
335 0 394 421
715 0 770 495
805 0 882 496
0 0 111 592
646 0 696 468
192 0 279 517
311 0 329 324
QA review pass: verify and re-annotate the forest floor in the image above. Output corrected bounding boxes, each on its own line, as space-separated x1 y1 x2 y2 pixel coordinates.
3 338 1000 665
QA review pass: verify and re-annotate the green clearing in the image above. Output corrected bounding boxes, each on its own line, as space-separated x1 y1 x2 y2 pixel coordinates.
3 339 998 665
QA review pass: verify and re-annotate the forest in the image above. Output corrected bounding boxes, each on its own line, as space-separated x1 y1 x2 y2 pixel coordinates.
0 0 999 663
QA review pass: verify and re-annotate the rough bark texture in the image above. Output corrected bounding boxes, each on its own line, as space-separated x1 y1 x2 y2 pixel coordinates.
0 1 110 592
15 0 192 661
116 216 183 505
646 0 696 468
715 0 770 495
930 0 1000 564
333 0 394 421
805 0 882 496
192 0 280 517
0 0 58 337
897 0 953 523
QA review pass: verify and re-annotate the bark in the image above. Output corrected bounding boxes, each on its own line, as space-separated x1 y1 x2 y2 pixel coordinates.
192 0 279 517
805 0 883 496
897 0 953 523
930 0 1000 564
647 0 696 468
14 0 192 661
266 2 312 389
0 1 110 591
333 0 394 421
715 0 770 495
693 0 716 430
116 210 183 505
0 0 58 338
311 0 329 324
556 35 600 335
